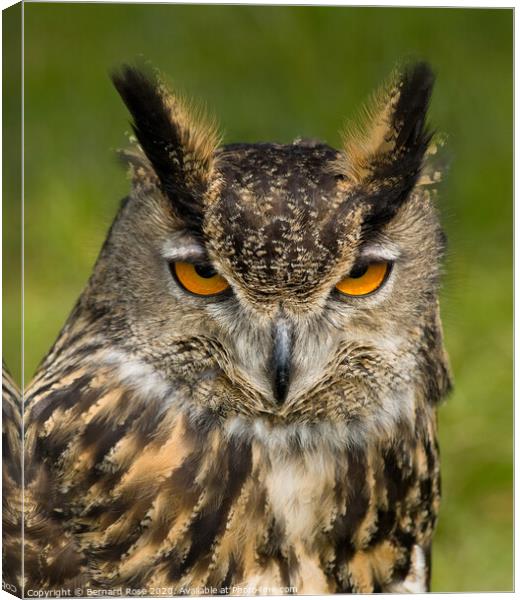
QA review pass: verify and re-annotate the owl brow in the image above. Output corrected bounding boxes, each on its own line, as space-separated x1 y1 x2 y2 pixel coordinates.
356 240 401 264
161 237 208 263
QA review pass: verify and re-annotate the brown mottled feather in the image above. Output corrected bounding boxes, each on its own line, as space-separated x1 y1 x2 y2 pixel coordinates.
12 62 450 595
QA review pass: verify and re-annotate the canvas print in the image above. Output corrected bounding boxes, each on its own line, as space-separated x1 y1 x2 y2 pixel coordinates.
2 3 513 596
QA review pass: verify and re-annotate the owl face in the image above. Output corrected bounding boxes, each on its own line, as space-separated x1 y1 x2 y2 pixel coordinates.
84 64 450 441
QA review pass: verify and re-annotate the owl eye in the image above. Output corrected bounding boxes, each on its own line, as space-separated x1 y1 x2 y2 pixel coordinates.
172 262 230 297
335 261 391 297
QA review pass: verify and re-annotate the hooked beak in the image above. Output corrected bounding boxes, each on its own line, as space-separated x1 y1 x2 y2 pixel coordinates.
269 317 294 405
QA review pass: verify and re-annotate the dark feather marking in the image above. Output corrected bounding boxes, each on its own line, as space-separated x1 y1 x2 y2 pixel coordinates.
389 529 415 583
286 546 300 591
92 538 139 564
168 452 205 497
425 435 438 474
256 517 291 588
330 449 369 587
178 439 252 577
45 541 85 586
28 374 93 424
368 508 397 547
84 422 129 470
392 62 435 154
418 317 453 405
382 443 415 507
275 549 291 590
217 557 236 592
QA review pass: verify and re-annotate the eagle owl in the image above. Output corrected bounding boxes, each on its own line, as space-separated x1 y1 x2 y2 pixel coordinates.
14 61 452 595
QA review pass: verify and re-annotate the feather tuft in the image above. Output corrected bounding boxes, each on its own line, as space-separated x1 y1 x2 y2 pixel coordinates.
111 64 221 235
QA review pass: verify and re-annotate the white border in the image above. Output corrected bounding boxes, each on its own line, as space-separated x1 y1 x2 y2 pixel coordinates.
0 1 514 599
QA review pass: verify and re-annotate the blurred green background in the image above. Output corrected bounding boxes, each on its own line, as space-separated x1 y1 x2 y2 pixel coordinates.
10 3 512 592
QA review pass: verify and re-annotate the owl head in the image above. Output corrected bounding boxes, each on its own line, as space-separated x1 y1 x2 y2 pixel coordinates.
79 63 451 447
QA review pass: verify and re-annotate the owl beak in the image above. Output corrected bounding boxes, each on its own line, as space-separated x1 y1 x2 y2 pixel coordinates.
270 317 293 405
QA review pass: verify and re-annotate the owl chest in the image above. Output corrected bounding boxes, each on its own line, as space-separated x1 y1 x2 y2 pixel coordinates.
30 369 437 595
238 437 437 594
260 453 338 546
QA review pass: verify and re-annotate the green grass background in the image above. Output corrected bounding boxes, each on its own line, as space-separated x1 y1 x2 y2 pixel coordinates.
9 4 512 592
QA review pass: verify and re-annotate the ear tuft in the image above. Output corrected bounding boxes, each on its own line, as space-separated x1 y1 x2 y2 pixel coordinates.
111 65 221 234
391 61 434 155
340 61 435 186
336 62 441 234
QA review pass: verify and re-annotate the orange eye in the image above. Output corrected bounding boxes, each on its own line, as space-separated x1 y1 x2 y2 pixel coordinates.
335 262 390 297
172 262 230 297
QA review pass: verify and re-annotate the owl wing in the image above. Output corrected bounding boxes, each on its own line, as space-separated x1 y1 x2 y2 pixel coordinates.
22 358 194 590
